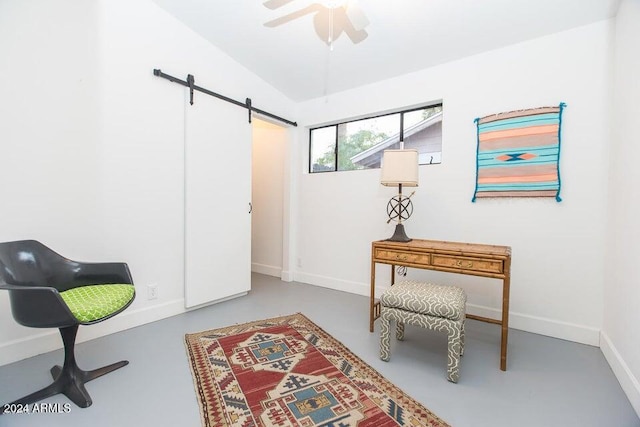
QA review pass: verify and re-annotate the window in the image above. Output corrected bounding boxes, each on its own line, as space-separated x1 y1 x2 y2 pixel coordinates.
309 103 443 173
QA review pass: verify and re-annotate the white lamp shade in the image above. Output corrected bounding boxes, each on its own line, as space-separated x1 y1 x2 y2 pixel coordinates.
381 149 419 187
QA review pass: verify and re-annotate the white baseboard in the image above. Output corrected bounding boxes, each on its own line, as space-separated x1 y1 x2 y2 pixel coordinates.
466 303 601 346
294 272 371 297
251 262 282 278
0 298 187 367
600 331 640 418
281 270 293 282
0 330 62 367
294 272 601 346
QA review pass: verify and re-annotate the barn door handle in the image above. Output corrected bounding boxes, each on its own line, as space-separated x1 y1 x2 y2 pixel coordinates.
248 202 252 214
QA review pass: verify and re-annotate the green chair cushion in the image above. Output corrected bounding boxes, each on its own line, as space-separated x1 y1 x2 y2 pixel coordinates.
60 284 135 323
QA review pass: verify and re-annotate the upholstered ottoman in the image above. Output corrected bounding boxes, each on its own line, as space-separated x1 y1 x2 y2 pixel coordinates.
379 280 467 382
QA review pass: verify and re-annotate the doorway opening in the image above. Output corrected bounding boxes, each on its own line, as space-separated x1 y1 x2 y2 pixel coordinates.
251 118 288 278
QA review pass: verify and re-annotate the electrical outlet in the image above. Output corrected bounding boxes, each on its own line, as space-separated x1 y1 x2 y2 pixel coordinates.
147 284 158 300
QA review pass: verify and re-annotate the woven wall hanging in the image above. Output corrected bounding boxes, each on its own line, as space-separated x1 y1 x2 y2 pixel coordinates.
472 102 566 202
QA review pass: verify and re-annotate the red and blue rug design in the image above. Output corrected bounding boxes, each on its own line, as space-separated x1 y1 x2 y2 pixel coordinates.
185 313 449 427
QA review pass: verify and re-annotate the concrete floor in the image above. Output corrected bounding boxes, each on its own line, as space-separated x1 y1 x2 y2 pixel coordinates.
0 273 638 427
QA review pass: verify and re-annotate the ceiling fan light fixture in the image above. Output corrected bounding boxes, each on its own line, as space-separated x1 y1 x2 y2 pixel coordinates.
264 0 369 46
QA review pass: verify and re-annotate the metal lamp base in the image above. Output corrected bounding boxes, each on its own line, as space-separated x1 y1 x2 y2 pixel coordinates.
386 223 412 242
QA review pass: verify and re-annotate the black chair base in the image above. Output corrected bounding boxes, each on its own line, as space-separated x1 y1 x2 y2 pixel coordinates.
3 325 128 409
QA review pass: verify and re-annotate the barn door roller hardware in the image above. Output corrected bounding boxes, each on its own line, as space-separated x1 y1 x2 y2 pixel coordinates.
153 69 297 127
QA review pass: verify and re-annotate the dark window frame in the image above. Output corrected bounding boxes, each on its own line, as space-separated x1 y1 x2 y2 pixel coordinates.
308 102 443 174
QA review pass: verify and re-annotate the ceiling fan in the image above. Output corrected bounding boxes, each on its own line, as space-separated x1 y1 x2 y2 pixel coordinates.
263 0 370 46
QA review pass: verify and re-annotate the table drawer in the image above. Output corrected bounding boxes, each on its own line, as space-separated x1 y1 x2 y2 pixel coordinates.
431 255 503 274
374 249 430 266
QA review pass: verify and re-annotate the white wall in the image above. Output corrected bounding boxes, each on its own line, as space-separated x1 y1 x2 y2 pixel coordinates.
602 0 640 416
293 20 613 346
0 0 295 366
0 0 103 359
251 119 287 277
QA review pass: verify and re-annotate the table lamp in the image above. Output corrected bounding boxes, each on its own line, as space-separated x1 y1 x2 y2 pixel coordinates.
380 149 419 242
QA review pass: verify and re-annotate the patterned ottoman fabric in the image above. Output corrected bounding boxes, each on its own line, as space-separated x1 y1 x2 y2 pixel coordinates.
60 284 135 323
380 281 466 320
380 281 467 383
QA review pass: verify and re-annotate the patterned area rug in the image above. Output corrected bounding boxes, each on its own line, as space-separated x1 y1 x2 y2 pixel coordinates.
185 313 450 427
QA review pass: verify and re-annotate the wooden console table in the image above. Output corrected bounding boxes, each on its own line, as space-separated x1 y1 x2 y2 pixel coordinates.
370 239 512 371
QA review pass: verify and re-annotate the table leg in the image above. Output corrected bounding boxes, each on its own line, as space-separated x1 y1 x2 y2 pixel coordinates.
391 264 395 285
500 259 512 371
370 259 376 333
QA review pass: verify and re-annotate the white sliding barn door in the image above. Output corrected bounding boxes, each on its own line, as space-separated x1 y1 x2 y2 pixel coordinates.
184 93 251 308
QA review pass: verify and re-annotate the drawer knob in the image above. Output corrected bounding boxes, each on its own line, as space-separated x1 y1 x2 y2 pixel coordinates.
455 260 473 268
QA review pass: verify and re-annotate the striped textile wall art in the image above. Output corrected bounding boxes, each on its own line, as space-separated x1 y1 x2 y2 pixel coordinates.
472 103 566 202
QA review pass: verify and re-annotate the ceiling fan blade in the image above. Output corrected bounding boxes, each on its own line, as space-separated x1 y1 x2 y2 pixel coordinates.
345 1 369 32
343 21 368 44
263 0 295 10
264 4 322 27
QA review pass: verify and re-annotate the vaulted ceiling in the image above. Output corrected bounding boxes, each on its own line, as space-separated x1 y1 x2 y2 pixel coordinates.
152 0 620 102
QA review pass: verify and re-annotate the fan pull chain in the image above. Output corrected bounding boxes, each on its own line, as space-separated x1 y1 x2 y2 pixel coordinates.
328 7 334 51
